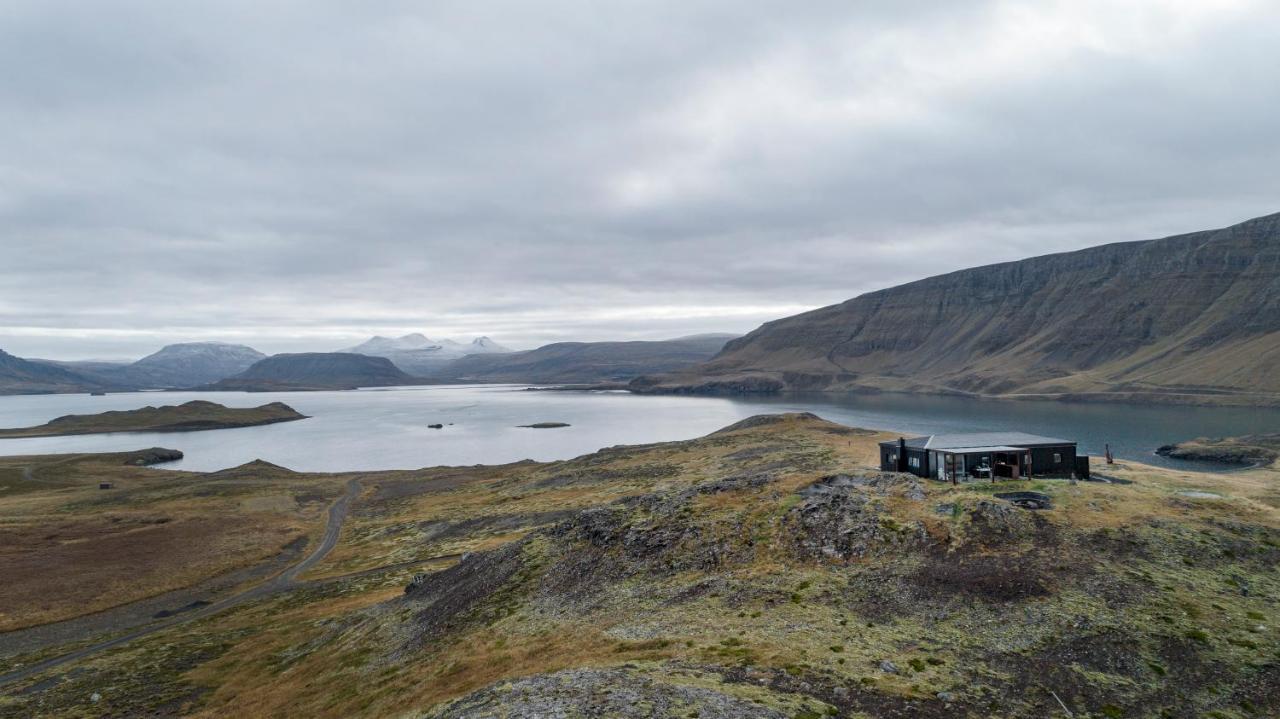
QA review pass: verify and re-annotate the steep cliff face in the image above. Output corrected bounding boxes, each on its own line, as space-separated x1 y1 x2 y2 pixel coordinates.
638 212 1280 404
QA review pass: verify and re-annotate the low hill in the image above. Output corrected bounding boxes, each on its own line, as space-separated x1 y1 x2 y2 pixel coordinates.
0 349 110 395
430 334 738 384
0 400 306 438
637 212 1280 405
204 352 416 391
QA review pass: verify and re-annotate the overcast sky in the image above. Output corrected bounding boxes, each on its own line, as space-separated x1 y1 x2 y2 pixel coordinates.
3 0 1278 359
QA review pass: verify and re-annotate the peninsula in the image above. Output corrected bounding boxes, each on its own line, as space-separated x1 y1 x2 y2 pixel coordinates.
0 400 306 438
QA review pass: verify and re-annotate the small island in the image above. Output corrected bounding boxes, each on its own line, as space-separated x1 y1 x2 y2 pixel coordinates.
0 400 307 439
518 422 571 429
1156 432 1280 466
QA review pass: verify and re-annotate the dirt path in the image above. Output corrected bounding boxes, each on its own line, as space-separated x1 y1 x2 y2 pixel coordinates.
0 478 365 688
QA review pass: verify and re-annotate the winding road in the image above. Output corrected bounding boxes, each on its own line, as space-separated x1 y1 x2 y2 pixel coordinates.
0 478 364 689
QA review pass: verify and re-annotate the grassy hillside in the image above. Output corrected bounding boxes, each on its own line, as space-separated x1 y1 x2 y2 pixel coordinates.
638 212 1280 406
1 415 1276 718
0 400 305 438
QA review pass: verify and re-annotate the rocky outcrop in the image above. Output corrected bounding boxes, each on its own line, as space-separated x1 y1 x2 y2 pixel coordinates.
0 400 306 438
123 447 184 466
639 212 1280 405
786 473 928 561
1156 433 1280 466
402 541 530 643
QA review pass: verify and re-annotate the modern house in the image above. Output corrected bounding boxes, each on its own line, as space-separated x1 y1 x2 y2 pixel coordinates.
879 432 1086 482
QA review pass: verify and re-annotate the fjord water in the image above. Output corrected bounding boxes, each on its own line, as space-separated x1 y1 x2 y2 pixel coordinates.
0 385 1276 473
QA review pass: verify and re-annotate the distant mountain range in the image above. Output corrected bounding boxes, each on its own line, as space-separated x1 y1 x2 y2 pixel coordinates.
430 334 740 384
339 334 513 375
636 212 1280 406
203 352 415 391
32 342 266 390
0 333 736 395
0 349 114 395
20 207 1278 407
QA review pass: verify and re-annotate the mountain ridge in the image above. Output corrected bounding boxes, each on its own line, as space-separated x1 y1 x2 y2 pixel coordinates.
341 333 513 375
30 342 267 390
431 334 739 384
635 212 1280 405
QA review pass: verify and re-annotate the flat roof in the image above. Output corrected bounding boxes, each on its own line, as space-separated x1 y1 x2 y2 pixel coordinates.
880 432 1074 449
936 445 1024 453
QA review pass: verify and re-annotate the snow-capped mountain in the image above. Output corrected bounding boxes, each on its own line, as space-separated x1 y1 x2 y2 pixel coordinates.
341 334 436 354
467 337 511 354
339 334 513 375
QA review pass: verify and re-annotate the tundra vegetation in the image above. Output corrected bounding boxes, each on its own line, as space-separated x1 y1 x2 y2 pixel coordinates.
0 414 1276 718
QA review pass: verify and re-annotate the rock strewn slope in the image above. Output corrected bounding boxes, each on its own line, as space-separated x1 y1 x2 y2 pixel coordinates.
638 212 1280 405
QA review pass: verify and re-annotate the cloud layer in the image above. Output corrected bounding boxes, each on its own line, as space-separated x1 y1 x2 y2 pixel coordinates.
3 0 1278 358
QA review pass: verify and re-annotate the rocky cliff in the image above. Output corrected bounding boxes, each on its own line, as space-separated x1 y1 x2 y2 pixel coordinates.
637 212 1280 405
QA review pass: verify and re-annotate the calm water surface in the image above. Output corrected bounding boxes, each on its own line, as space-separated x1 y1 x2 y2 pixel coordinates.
0 385 1277 472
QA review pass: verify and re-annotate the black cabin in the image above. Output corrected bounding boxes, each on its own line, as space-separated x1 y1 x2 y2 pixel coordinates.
879 432 1085 482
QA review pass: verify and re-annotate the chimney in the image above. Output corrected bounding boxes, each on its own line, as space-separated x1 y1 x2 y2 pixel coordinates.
898 437 908 472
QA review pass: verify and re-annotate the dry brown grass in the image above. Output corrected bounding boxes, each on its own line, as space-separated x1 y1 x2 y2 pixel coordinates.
0 514 301 631
0 451 345 631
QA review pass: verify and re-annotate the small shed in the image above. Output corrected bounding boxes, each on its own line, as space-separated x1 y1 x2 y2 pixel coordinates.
880 432 1080 482
98 481 114 490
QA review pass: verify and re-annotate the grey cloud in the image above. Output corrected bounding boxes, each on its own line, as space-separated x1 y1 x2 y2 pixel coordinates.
2 0 1278 359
